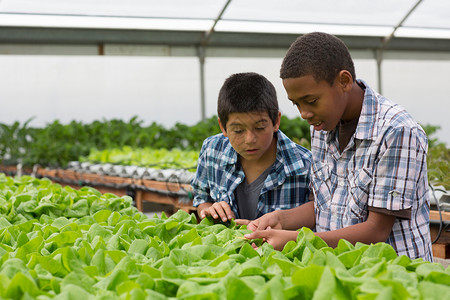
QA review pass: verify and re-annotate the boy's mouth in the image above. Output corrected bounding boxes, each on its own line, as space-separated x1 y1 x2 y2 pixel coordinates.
311 121 324 131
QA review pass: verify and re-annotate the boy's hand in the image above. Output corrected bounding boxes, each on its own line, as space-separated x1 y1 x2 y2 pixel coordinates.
247 210 282 231
244 228 299 251
198 201 235 222
235 219 250 225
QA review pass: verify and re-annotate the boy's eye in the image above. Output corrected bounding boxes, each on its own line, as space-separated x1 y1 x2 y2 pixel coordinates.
256 127 265 131
308 98 318 104
233 129 244 134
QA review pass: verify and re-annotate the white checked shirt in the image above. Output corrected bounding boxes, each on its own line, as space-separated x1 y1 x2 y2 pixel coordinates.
310 80 433 261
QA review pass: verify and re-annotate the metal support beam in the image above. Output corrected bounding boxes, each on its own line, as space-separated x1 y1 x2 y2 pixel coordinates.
2 27 450 53
375 49 383 94
197 0 232 121
200 0 233 48
376 0 423 93
197 46 206 122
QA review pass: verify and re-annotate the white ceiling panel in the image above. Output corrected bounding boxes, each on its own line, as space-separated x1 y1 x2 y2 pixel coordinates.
1 0 450 51
0 0 449 36
222 0 415 27
0 0 227 19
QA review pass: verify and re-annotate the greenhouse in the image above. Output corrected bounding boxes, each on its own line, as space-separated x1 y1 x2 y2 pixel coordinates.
0 0 449 299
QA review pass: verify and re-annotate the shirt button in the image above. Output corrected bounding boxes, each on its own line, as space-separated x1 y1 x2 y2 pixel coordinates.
317 171 322 176
391 191 398 197
339 181 345 187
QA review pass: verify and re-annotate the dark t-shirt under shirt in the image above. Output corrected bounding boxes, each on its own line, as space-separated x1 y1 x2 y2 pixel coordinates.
235 165 272 220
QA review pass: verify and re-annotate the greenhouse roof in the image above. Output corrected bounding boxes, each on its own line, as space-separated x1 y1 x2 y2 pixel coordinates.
1 0 450 53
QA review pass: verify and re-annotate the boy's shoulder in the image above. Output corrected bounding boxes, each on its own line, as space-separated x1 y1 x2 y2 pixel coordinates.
358 80 417 130
202 133 229 149
276 130 312 174
359 81 426 142
374 95 426 140
377 95 414 125
200 133 237 163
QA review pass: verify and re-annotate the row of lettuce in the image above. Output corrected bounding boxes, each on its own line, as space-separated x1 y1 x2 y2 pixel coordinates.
0 173 449 299
81 147 200 171
0 117 448 189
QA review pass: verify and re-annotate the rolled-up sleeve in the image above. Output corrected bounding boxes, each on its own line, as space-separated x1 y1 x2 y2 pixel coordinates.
369 126 427 212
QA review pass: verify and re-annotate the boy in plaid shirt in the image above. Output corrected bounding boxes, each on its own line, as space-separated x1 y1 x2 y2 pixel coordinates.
191 72 312 224
246 32 432 261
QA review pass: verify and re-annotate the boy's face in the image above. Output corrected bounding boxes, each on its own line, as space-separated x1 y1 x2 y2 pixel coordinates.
219 111 280 163
282 74 349 132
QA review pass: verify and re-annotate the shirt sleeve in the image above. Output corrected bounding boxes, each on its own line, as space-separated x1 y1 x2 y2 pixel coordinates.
369 126 428 211
368 206 411 219
191 139 212 207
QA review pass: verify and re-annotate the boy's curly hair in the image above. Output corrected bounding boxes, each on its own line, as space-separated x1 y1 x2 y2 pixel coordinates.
280 32 356 85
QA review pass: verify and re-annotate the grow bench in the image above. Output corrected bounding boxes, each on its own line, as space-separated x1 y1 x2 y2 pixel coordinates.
430 209 450 259
0 164 196 216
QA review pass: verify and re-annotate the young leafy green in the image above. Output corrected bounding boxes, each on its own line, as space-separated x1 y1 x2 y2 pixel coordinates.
0 174 448 299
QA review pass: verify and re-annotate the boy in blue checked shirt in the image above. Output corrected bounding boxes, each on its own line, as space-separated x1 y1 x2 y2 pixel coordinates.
245 32 433 261
191 72 312 224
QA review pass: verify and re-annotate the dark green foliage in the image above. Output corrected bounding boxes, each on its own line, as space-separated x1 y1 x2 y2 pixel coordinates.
0 117 218 168
279 115 311 149
0 116 310 168
422 125 450 190
2 116 447 190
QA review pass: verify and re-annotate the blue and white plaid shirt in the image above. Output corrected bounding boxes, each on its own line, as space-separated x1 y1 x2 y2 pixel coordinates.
310 79 432 261
192 130 312 219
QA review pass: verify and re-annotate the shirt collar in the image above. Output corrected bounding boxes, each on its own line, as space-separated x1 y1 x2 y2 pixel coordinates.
220 137 238 165
354 79 379 141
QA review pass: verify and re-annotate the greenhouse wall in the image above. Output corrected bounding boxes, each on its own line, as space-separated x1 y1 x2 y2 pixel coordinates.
0 51 448 145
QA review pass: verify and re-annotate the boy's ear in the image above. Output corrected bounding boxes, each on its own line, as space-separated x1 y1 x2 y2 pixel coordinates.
218 118 227 136
274 111 281 132
338 70 353 92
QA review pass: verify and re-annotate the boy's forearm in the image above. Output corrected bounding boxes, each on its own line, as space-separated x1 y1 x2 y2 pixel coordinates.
315 210 396 248
279 201 315 230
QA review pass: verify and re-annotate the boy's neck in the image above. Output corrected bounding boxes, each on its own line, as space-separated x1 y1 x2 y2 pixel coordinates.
341 81 365 123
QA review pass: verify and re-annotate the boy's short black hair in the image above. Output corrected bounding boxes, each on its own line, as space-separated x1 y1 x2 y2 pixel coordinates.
218 72 279 130
280 32 356 85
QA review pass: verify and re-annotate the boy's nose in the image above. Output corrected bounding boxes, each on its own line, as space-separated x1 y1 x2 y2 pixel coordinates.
245 130 257 144
299 106 313 120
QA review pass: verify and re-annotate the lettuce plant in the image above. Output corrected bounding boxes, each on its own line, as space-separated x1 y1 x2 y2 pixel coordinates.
0 174 448 299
